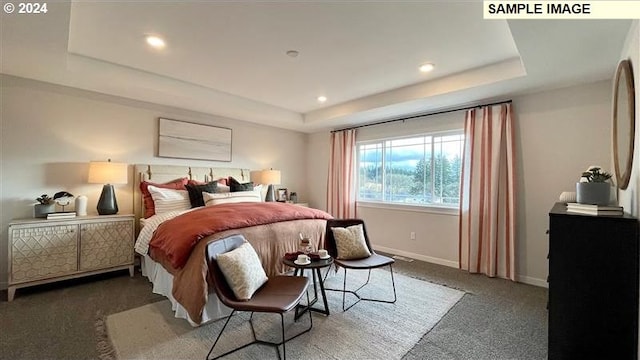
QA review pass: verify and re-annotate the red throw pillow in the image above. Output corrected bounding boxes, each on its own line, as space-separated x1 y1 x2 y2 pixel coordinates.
140 178 188 218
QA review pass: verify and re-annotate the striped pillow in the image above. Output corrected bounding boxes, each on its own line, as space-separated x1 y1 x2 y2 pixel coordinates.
203 189 261 206
139 178 188 218
147 185 191 214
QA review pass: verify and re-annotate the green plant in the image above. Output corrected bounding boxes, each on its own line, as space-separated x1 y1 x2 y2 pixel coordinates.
36 194 54 205
581 167 612 183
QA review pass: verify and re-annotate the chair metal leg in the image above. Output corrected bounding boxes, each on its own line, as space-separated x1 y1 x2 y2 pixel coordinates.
278 290 313 359
280 314 285 360
322 263 333 282
327 265 397 312
206 292 313 359
206 310 237 360
342 268 349 311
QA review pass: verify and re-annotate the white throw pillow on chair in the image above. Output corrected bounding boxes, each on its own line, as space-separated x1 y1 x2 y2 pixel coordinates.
216 242 268 300
331 224 372 260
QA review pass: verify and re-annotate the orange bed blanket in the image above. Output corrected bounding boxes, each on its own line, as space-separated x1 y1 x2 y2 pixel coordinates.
149 202 334 269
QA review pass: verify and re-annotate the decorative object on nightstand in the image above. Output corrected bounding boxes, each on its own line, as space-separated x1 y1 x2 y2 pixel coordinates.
277 188 288 202
53 191 74 211
249 169 281 202
289 191 298 203
576 166 612 205
75 195 88 216
89 159 128 215
34 194 55 218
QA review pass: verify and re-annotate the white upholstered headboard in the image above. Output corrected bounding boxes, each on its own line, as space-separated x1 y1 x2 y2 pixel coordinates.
133 164 250 231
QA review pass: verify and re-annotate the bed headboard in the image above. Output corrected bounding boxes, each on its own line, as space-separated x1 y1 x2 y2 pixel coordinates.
133 164 251 231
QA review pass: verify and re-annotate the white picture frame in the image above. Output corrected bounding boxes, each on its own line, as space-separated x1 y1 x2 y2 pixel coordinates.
158 118 232 162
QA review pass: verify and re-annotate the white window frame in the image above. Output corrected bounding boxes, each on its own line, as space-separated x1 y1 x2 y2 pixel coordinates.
355 130 464 212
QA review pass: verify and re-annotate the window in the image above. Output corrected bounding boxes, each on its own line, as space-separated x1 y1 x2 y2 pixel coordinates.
357 132 464 207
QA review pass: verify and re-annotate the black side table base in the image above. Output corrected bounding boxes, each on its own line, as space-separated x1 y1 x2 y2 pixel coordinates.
282 257 333 321
294 267 330 320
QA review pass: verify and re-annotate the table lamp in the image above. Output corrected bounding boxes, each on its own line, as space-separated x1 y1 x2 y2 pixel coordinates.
250 169 281 202
88 159 128 215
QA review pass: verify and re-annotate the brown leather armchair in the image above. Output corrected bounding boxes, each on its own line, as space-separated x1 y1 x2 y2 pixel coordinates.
205 234 312 360
324 219 397 311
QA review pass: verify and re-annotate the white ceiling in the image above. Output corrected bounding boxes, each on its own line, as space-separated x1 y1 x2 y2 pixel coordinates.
0 1 632 133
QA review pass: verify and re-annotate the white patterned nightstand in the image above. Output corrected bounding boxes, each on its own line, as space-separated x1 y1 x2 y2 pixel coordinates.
7 214 135 301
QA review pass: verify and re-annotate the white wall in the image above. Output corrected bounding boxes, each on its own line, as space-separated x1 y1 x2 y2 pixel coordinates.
515 80 612 285
308 80 613 286
0 75 309 288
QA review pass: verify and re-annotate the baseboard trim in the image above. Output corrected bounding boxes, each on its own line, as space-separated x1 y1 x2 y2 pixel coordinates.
374 245 548 288
373 245 459 268
515 275 548 288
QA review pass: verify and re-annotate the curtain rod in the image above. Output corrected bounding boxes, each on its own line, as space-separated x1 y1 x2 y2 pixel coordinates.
330 99 513 133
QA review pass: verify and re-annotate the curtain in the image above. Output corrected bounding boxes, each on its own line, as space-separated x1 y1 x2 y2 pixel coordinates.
327 129 357 218
459 103 516 281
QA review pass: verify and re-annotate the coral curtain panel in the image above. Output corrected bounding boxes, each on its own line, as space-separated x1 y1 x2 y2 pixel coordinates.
459 103 516 281
327 129 357 218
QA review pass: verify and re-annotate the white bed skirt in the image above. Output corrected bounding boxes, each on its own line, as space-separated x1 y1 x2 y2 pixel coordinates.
140 255 232 327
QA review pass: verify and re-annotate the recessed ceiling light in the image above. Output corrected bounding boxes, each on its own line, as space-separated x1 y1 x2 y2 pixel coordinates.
146 35 166 49
286 50 299 58
419 63 435 73
317 96 327 103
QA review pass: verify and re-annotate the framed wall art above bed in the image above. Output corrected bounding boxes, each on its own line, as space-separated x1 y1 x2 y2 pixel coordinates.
158 118 232 162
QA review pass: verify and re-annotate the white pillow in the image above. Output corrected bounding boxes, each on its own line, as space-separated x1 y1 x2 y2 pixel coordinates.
216 242 268 301
216 184 231 193
331 224 372 260
203 189 262 206
147 185 191 214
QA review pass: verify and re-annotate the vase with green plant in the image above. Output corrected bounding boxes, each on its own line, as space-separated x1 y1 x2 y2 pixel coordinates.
34 194 56 218
576 166 613 206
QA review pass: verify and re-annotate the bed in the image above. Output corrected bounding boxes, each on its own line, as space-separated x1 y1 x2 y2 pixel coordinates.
133 164 332 326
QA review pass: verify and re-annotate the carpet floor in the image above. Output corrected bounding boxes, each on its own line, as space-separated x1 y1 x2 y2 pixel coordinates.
0 254 548 359
103 271 463 360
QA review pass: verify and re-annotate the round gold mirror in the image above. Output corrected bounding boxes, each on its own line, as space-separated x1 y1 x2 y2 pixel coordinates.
613 59 635 190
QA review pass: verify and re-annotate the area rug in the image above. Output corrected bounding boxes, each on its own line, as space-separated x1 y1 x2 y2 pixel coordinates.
102 270 464 359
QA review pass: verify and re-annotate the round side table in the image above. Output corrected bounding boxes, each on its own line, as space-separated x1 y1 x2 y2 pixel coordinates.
282 256 334 319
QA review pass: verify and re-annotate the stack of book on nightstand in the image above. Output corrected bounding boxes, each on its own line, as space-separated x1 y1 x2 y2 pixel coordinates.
566 203 624 216
46 212 76 220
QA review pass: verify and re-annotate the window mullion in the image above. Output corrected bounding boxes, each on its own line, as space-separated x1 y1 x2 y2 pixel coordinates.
381 143 386 202
430 140 435 203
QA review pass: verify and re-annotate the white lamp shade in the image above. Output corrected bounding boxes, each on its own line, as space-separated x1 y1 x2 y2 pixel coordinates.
250 169 281 185
88 161 128 184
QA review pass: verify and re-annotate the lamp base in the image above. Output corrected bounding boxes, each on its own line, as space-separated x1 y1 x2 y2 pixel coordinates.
265 184 276 202
97 184 119 215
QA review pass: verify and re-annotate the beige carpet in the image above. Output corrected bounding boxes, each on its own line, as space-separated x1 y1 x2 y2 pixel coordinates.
104 270 464 360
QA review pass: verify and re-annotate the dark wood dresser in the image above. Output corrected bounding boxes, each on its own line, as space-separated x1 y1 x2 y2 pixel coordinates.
548 202 639 359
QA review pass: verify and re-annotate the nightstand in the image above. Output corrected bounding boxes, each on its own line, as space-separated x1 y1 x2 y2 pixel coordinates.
7 214 135 301
294 202 309 207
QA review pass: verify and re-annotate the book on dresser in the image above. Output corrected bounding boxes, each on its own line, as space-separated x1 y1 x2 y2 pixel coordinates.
565 202 623 215
46 211 77 219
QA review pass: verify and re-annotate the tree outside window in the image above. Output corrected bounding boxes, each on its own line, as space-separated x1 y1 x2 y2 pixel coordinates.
357 132 463 207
